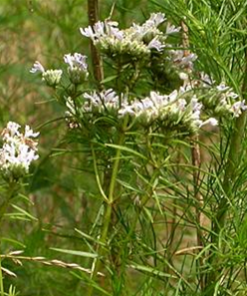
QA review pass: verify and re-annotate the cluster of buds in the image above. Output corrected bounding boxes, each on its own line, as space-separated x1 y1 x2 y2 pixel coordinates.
0 122 39 181
30 61 62 87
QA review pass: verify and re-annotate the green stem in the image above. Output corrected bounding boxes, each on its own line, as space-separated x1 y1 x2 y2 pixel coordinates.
87 121 127 296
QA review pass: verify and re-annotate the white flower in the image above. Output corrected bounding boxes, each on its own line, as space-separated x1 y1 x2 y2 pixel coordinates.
168 90 179 102
30 61 45 73
148 38 165 51
169 50 197 70
216 83 229 92
230 101 247 117
145 13 166 27
199 117 218 127
178 99 187 111
83 89 119 112
2 122 21 139
93 21 105 37
105 21 123 39
64 53 88 84
80 25 95 39
227 91 239 99
200 72 214 87
166 24 181 35
24 125 40 139
64 53 88 71
150 91 167 106
80 21 123 43
118 105 135 116
191 96 202 112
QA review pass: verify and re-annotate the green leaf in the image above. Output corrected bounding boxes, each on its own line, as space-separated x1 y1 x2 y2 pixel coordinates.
129 263 177 278
106 143 148 160
10 204 38 221
50 247 98 258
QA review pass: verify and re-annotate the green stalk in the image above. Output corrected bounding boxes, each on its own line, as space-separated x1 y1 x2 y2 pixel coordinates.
87 121 127 296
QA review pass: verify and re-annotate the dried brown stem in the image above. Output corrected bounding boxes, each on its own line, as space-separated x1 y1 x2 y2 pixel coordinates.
87 0 103 86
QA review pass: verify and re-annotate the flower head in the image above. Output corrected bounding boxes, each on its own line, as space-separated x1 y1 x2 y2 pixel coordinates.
166 24 181 35
30 61 45 74
64 53 88 84
80 13 168 61
30 61 62 87
0 122 39 181
42 69 63 87
148 38 165 51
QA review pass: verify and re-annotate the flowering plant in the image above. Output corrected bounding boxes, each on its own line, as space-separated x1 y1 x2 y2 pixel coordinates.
27 9 247 296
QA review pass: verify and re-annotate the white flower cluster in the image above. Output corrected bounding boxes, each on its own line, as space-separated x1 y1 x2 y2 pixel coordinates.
30 61 62 87
80 12 198 82
187 73 247 117
80 13 179 61
65 89 122 124
66 88 218 134
118 88 217 131
0 122 39 181
64 53 88 84
168 50 197 74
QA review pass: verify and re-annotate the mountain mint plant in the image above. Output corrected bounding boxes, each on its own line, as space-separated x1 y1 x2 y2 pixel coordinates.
28 11 247 296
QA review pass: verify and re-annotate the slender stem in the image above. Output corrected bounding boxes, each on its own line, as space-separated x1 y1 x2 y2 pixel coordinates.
87 120 127 296
91 144 108 203
87 0 103 87
190 135 205 290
